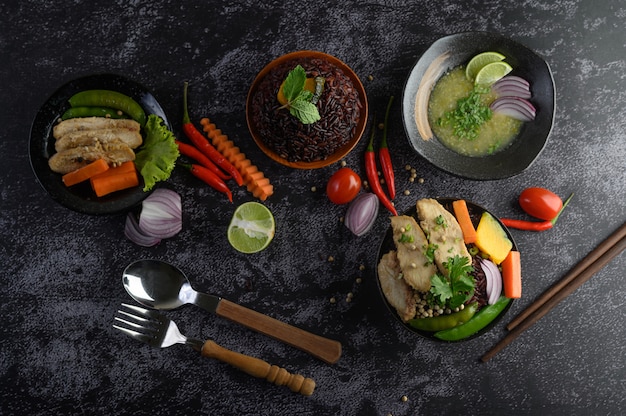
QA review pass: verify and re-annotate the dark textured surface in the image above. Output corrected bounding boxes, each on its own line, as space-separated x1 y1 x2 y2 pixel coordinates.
1 1 625 415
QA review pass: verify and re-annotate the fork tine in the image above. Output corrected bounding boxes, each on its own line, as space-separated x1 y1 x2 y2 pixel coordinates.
112 322 156 345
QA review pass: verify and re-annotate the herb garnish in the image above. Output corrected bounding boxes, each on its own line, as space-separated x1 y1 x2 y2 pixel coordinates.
429 255 475 309
437 86 492 140
279 65 321 125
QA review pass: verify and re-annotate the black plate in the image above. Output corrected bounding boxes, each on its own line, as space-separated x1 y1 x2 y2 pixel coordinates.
376 198 516 341
402 32 555 180
29 73 169 215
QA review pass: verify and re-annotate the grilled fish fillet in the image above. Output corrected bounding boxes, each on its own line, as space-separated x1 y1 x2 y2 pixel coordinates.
48 138 135 174
52 117 140 139
390 215 438 292
415 198 471 276
378 251 416 322
55 128 142 152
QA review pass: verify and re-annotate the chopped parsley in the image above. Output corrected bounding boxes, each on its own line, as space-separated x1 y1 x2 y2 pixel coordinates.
437 86 492 140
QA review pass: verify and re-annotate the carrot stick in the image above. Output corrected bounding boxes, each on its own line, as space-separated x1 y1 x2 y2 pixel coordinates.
61 158 109 187
200 117 274 201
90 163 139 197
452 199 477 244
502 250 522 298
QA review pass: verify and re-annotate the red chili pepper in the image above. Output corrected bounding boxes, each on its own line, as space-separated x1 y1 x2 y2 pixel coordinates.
365 117 397 216
379 96 396 200
182 82 244 186
175 140 230 181
501 193 574 232
181 163 232 202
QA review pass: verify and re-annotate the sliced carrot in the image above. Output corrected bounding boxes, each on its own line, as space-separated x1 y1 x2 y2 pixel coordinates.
90 162 139 197
61 158 109 187
452 199 477 244
200 117 274 201
502 250 522 299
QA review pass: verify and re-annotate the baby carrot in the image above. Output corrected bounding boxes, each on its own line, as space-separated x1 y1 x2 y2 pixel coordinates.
62 158 109 187
90 164 139 197
452 199 477 244
502 250 522 298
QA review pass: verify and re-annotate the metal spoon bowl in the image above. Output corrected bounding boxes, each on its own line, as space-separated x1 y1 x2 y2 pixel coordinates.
122 259 342 364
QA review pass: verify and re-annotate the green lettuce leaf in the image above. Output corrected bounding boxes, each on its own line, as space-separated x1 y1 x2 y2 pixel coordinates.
135 114 180 192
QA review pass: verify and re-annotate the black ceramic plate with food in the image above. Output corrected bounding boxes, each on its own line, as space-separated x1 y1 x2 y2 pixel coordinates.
376 198 516 342
29 73 169 215
402 32 555 180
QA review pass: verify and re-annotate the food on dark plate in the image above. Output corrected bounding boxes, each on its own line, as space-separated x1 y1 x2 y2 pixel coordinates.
377 198 518 341
249 55 362 163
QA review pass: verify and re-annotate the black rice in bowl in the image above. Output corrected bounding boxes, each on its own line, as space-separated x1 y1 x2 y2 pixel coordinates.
249 56 363 163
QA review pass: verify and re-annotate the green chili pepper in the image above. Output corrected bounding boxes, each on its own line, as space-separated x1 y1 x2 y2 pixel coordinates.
434 296 512 341
69 89 146 126
407 302 478 332
61 106 129 120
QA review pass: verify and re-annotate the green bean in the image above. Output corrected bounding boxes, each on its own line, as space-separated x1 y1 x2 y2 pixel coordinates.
407 302 478 332
434 296 512 341
61 106 129 120
68 90 146 126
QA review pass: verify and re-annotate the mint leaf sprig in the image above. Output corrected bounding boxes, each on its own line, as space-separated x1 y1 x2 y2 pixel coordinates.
279 65 321 125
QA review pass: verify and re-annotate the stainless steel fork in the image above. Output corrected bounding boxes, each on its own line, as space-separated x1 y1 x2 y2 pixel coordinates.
113 303 316 396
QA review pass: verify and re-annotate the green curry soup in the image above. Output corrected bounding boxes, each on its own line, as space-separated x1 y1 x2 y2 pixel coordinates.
428 67 522 157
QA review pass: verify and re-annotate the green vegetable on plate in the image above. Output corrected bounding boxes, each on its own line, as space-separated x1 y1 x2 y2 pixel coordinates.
134 114 180 192
434 296 512 341
407 302 478 332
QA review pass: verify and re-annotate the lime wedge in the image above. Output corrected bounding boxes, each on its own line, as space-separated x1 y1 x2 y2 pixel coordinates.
465 52 506 81
474 61 513 86
227 202 275 253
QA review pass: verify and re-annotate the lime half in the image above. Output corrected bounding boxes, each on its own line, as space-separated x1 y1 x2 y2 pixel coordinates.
465 51 506 81
474 61 513 86
227 202 275 253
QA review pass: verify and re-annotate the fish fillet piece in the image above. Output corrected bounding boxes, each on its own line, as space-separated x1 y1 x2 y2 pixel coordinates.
48 138 135 174
390 215 438 292
52 117 140 139
416 198 471 276
378 251 416 322
55 128 142 152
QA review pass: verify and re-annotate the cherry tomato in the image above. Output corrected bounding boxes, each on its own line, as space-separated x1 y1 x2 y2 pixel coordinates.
326 167 362 204
518 187 563 220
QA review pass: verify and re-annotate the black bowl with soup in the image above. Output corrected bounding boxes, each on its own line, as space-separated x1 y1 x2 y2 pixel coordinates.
402 32 555 180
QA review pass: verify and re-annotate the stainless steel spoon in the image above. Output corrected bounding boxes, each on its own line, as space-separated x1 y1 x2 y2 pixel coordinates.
122 259 342 364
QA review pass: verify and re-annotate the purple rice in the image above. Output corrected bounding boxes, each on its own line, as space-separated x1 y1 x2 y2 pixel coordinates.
250 57 362 163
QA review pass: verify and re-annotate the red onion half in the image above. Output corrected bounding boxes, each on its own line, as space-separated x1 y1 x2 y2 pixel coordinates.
125 188 182 246
480 258 503 305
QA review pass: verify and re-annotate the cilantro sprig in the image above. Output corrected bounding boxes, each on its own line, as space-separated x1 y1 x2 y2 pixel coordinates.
279 65 321 125
429 255 475 310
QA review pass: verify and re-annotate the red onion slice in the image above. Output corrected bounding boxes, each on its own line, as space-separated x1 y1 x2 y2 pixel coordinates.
480 258 503 305
490 97 536 121
492 76 531 99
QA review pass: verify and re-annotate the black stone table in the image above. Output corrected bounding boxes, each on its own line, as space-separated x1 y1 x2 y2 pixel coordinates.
1 1 624 415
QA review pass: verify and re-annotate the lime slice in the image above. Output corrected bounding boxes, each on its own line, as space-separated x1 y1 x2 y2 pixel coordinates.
465 51 506 81
227 202 275 253
474 61 513 86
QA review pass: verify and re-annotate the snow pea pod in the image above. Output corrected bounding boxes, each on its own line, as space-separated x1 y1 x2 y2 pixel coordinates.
69 90 146 126
434 296 512 341
408 302 478 332
61 106 128 120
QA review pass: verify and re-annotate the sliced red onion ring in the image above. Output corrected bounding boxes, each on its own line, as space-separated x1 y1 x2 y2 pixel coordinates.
492 76 532 100
480 258 503 305
490 97 536 122
344 193 379 236
138 188 182 239
125 213 161 247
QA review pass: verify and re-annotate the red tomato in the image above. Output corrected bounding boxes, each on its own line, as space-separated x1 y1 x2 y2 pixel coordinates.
518 187 563 220
326 167 362 204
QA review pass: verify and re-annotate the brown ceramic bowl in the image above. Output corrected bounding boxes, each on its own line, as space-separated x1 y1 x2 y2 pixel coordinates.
246 51 368 169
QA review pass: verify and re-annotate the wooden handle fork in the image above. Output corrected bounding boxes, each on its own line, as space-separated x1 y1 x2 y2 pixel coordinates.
201 340 316 396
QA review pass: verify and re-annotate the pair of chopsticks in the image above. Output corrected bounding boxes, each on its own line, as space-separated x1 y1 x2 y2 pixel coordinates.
482 221 626 362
